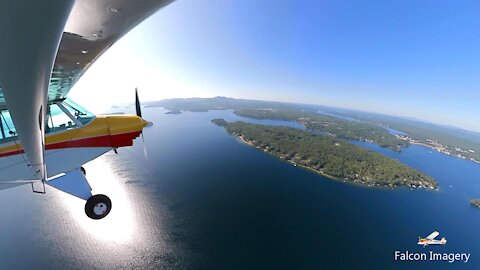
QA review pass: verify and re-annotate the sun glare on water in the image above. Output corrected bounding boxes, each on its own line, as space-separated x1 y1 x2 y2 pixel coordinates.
55 158 136 244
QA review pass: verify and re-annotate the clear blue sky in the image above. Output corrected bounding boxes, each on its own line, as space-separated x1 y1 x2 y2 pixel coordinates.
71 0 480 131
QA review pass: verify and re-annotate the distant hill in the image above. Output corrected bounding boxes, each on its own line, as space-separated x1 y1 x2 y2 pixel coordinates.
144 96 328 112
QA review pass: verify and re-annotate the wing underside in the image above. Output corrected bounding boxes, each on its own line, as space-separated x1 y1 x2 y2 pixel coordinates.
0 0 174 109
0 0 174 181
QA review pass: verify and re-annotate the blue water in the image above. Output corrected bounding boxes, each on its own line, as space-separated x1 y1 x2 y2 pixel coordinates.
385 127 406 135
317 110 362 122
316 110 406 136
0 108 479 269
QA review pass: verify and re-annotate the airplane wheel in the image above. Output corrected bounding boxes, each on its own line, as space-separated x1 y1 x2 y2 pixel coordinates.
85 194 112 220
80 166 86 175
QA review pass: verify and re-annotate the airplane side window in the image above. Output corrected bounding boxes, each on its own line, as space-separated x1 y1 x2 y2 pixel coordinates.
46 104 76 133
0 102 92 138
0 110 18 141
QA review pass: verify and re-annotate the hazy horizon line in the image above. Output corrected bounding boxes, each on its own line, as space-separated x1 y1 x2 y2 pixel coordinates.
111 96 480 134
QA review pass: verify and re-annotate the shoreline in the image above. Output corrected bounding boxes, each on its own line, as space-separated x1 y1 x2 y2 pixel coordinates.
395 135 480 164
301 118 480 165
410 141 480 164
237 135 343 182
236 135 436 191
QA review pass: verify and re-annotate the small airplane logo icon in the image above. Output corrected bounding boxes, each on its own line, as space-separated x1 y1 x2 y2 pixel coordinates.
418 231 447 247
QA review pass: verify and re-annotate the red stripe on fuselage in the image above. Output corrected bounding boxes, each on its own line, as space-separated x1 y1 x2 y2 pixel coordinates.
0 149 24 158
0 131 142 158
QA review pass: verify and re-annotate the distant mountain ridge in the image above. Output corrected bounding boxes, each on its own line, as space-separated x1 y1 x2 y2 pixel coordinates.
145 96 330 113
145 97 480 138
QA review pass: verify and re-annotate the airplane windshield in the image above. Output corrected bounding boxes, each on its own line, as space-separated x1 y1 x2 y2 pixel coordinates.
61 98 95 125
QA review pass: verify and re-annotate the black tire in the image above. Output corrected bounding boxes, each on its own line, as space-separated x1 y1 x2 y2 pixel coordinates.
85 194 112 220
80 166 86 175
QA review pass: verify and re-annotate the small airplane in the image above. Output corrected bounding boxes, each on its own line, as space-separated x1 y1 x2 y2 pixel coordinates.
0 0 175 220
417 231 447 247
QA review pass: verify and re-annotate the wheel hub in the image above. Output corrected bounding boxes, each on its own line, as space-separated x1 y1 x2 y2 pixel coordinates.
93 203 108 215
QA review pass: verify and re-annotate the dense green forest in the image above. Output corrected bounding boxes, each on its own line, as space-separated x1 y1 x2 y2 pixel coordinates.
234 108 408 151
212 119 437 189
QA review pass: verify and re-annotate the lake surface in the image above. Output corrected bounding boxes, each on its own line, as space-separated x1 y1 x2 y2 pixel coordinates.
0 107 479 269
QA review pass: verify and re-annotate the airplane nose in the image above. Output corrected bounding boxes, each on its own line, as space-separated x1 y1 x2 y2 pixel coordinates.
141 118 149 127
106 115 147 134
106 115 147 147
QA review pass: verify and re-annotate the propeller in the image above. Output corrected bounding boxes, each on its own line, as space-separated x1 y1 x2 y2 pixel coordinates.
135 87 142 118
135 88 148 160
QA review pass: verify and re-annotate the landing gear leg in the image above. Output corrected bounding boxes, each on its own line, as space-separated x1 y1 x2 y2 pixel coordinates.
85 194 112 220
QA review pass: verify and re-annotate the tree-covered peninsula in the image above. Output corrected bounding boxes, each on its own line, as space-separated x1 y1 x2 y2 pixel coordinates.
212 119 437 189
233 108 408 151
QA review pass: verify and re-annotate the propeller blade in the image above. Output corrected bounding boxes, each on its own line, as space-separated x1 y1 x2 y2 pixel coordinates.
135 87 142 118
135 87 147 159
141 133 148 160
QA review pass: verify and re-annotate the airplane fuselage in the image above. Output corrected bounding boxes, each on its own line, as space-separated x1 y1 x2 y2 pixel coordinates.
0 113 147 184
417 238 447 247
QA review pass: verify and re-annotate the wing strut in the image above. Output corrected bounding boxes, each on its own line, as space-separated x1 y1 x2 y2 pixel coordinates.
0 0 76 182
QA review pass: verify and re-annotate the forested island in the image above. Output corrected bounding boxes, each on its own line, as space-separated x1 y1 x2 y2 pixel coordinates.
212 119 437 189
